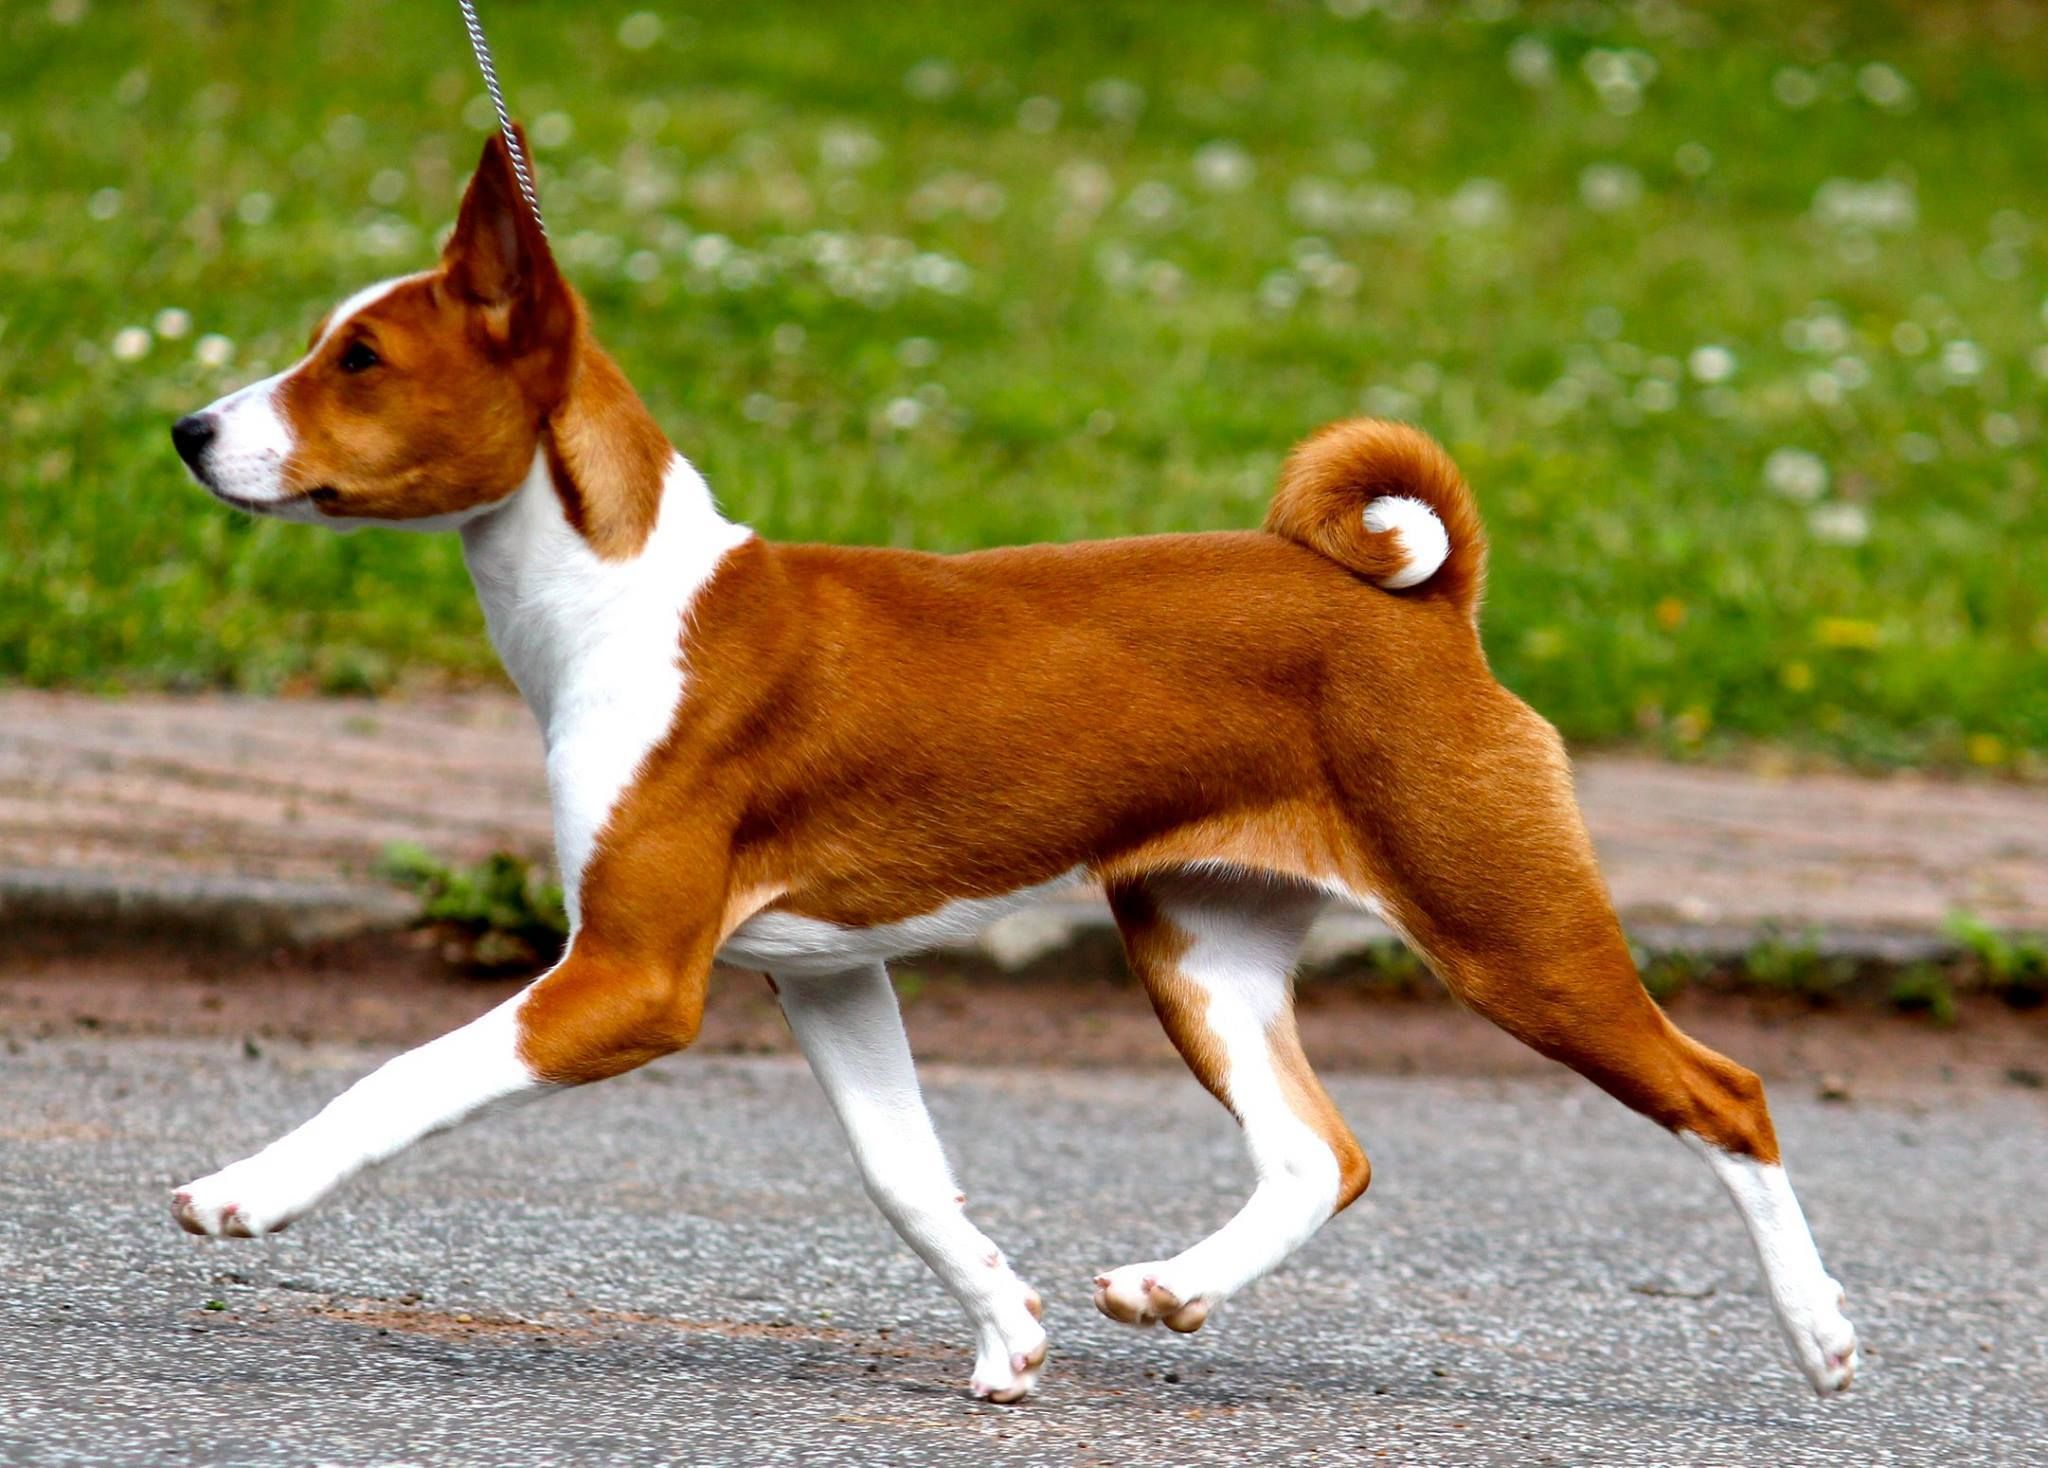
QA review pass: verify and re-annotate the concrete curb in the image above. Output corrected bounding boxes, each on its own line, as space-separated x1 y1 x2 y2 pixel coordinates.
960 903 1964 977
2 865 1966 974
0 869 416 953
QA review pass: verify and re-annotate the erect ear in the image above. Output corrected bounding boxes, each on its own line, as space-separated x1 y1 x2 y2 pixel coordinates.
442 127 572 355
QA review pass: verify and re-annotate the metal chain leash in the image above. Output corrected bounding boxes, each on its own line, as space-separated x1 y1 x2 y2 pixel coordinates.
456 0 547 238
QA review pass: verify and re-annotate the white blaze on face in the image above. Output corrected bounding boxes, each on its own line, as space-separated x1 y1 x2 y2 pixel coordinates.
196 369 311 516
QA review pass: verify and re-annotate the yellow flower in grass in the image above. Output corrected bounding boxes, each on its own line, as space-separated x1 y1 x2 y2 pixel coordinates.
1780 660 1814 692
1654 596 1686 631
1966 734 2007 767
1815 617 1883 650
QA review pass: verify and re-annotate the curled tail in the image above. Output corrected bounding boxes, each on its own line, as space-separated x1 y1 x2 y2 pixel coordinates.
1265 418 1488 621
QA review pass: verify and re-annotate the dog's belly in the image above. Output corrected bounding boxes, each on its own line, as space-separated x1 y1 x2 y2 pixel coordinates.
719 868 1087 977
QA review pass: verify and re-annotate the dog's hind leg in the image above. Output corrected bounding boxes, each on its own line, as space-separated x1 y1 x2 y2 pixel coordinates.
1094 871 1370 1332
773 962 1049 1403
1354 700 1858 1394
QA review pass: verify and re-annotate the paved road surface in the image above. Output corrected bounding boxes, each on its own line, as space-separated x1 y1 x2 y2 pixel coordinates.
1 1032 2043 1465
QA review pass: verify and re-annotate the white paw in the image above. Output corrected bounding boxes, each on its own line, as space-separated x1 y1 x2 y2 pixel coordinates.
967 1283 1047 1404
171 1155 327 1238
1091 1261 1212 1333
1783 1279 1859 1395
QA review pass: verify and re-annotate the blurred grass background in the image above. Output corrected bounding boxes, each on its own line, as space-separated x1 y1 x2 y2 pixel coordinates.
1 0 2043 770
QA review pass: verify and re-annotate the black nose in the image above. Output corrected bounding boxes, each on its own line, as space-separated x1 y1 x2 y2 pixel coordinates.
171 414 216 471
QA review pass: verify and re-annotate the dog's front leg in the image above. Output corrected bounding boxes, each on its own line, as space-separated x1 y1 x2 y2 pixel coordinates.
172 919 720 1237
774 964 1049 1403
170 991 542 1236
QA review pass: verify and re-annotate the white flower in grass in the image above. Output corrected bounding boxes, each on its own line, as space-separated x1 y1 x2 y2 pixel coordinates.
617 12 662 50
1362 384 1418 419
1506 37 1554 88
1772 67 1819 108
88 187 123 221
911 254 971 294
1983 412 2022 448
532 113 573 149
1687 345 1736 383
1897 432 1938 463
1125 180 1181 226
1087 78 1145 125
882 397 923 431
1578 163 1641 214
630 100 669 137
1812 178 1916 233
1808 503 1869 546
195 333 234 369
904 60 957 102
1015 96 1060 135
153 308 191 340
1857 63 1914 112
111 326 151 362
1258 271 1302 312
1764 448 1828 502
236 191 273 226
820 126 882 172
1941 340 1983 382
325 114 365 151
1056 159 1113 214
1193 141 1254 193
689 234 733 270
1447 178 1507 229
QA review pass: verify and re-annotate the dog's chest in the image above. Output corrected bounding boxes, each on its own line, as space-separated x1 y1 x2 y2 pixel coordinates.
462 452 750 921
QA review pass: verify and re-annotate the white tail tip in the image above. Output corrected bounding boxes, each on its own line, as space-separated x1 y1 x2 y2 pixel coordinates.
1362 495 1450 590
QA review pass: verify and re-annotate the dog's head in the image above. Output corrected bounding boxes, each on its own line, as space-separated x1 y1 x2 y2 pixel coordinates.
173 129 581 531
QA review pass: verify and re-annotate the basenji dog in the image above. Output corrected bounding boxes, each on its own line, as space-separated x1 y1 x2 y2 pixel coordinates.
167 131 1857 1403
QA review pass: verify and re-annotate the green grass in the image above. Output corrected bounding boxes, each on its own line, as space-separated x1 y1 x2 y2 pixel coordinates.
3 0 2045 769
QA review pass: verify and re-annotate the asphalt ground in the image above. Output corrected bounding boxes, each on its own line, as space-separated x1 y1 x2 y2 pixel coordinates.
1 1030 2043 1466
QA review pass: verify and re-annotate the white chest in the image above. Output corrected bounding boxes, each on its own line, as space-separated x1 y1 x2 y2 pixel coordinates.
461 452 750 923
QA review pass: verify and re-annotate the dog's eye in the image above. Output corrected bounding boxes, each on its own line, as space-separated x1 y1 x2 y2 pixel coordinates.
339 341 381 374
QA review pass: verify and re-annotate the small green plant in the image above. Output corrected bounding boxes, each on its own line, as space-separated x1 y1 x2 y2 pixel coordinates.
1946 913 2048 1009
1888 963 1957 1026
1739 929 1853 999
379 843 568 972
1639 948 1712 1002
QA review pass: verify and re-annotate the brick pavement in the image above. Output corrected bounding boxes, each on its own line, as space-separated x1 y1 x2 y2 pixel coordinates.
2 690 2042 951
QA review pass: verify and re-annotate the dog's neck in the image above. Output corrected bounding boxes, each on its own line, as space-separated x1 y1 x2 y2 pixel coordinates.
460 438 751 746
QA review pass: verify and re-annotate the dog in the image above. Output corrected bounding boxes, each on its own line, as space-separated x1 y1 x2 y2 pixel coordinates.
167 130 1857 1403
